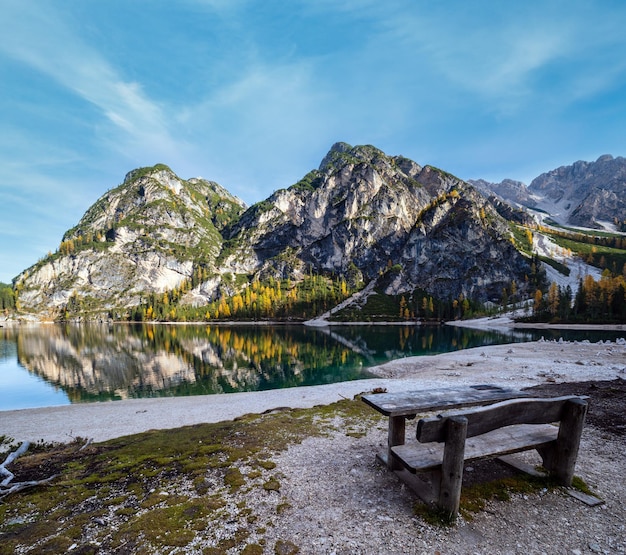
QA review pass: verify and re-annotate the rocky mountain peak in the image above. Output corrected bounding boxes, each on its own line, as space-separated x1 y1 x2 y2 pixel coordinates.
14 145 537 319
596 154 614 163
528 154 626 228
317 142 401 175
318 141 353 170
123 163 176 186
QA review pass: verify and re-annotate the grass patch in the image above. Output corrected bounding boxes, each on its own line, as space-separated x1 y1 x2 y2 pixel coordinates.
332 290 406 322
0 397 380 554
539 255 571 276
262 477 281 492
545 220 624 238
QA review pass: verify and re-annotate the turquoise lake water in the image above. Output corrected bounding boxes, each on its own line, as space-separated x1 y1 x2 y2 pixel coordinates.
1 323 624 410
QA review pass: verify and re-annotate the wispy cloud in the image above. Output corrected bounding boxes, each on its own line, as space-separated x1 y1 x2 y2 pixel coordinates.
372 10 569 112
180 58 333 199
0 3 184 166
334 1 625 116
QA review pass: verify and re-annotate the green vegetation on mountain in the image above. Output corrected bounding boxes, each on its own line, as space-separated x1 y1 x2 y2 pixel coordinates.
288 170 324 193
509 224 534 255
8 145 626 324
0 282 15 312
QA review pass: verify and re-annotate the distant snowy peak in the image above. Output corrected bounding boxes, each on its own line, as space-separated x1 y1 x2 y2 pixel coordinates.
529 154 626 229
468 178 536 209
472 154 626 230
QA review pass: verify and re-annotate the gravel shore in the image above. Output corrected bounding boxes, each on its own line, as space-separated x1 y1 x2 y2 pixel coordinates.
2 338 625 554
2 338 625 445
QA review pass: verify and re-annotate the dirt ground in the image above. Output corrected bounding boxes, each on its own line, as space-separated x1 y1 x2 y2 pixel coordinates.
525 377 626 436
3 377 626 554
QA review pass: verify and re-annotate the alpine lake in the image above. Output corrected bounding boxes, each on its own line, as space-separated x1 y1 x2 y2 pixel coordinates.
2 322 625 411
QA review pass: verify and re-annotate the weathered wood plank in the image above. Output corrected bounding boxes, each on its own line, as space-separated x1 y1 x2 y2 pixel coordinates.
394 468 439 504
497 454 548 477
361 385 529 417
392 424 559 473
417 396 587 443
565 488 605 507
439 416 467 515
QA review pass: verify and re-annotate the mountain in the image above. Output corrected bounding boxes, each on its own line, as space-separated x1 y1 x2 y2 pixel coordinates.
14 144 536 319
469 178 537 210
529 154 626 229
217 143 532 303
15 164 245 317
471 155 626 230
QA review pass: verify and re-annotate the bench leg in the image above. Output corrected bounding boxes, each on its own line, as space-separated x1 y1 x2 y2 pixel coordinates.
553 398 587 485
387 416 406 470
438 416 468 517
538 398 587 486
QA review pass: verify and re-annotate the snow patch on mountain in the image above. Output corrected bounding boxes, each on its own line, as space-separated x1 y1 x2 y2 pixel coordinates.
533 232 602 293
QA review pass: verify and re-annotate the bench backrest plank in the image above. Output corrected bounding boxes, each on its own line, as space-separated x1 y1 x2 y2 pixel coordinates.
417 396 587 443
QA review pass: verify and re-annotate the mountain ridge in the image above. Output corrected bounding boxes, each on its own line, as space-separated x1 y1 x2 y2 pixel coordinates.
13 143 549 320
470 154 626 230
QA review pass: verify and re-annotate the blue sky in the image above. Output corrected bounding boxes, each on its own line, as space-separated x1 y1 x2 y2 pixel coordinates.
1 0 626 283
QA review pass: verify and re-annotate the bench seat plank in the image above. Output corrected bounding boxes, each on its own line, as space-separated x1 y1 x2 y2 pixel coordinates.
361 385 528 417
391 423 558 473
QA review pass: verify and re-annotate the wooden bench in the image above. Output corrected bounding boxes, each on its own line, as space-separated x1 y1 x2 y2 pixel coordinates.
390 395 588 516
361 384 531 470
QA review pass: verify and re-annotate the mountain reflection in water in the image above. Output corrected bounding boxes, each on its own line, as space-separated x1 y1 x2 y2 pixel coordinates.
3 323 619 407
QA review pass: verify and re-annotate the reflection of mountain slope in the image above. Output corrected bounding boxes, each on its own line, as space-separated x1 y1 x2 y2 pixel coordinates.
177 337 263 392
9 324 584 405
13 324 371 402
17 327 197 400
314 327 375 364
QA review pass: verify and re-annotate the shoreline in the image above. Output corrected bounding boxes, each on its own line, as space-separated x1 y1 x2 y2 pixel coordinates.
4 314 626 330
2 337 625 447
446 314 626 331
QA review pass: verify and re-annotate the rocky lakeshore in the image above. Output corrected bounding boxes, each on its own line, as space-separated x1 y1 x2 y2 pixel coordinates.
2 338 625 554
2 338 625 445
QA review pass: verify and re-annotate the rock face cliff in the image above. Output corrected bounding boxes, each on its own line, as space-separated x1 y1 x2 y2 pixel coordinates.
473 155 626 230
15 165 245 316
216 143 531 303
15 145 535 319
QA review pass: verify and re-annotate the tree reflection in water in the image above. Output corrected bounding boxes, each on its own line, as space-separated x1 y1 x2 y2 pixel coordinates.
5 323 613 405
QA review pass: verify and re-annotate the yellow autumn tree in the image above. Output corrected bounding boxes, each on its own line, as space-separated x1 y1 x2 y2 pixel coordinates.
533 289 543 315
547 282 559 316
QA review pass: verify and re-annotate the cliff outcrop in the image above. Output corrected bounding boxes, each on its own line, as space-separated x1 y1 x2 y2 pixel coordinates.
15 145 535 319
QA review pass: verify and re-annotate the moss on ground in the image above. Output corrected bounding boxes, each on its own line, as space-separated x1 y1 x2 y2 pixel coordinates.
1 395 594 551
413 467 595 526
0 397 379 554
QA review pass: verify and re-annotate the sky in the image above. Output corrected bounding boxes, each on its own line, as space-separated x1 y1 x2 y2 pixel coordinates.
1 0 626 283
